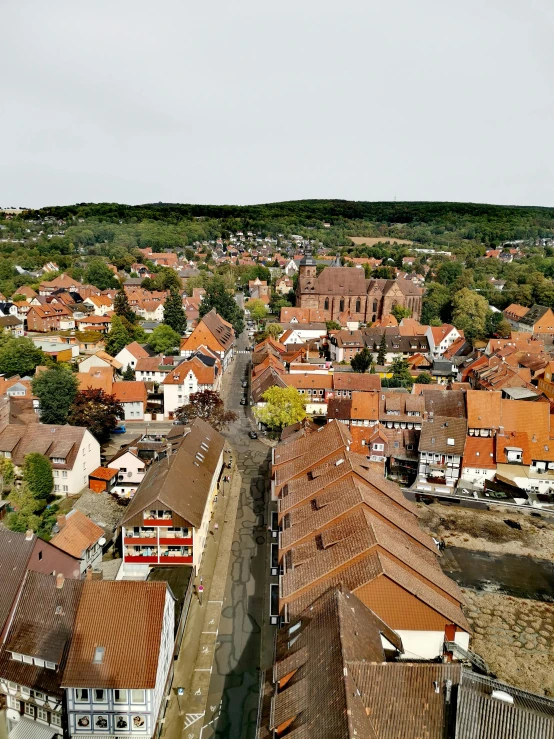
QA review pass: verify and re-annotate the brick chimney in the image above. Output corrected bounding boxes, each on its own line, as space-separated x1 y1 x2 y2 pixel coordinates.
56 515 67 530
25 529 33 541
56 573 65 589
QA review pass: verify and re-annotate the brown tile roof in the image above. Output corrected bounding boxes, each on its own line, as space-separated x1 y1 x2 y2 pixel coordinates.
135 356 170 373
419 416 467 455
121 418 225 529
50 510 104 559
77 366 113 394
423 390 467 418
326 398 352 420
0 529 37 634
466 390 502 428
162 357 217 386
112 380 148 404
283 374 333 390
0 423 86 469
332 374 381 392
200 308 235 350
62 580 168 689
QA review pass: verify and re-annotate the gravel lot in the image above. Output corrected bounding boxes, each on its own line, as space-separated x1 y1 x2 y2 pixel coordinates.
418 502 554 559
463 589 554 697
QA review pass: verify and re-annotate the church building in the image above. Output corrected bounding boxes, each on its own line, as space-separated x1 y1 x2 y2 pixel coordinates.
296 253 423 322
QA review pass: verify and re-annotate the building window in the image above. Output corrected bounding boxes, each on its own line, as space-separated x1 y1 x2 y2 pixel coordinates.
75 689 89 702
25 703 35 718
324 298 329 310
339 299 344 312
62 470 67 478
114 689 128 703
355 299 361 313
7 696 19 711
51 713 61 727
37 707 49 722
130 690 145 704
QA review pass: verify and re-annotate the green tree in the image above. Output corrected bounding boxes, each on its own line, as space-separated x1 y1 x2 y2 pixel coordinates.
23 453 54 500
485 311 511 338
114 286 137 323
68 389 125 441
5 483 42 534
245 298 268 322
416 372 433 384
174 390 237 431
105 314 133 356
148 324 181 354
326 320 341 331
391 304 412 322
351 346 373 373
163 288 187 334
122 365 136 380
262 323 283 340
31 364 79 424
153 267 182 291
390 355 414 387
421 282 452 324
254 386 307 430
451 288 489 344
0 337 46 377
199 277 244 336
0 457 14 494
84 260 119 290
376 334 387 365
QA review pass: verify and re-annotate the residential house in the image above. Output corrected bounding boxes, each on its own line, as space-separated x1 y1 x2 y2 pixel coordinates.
107 443 147 499
88 467 119 494
78 351 122 375
77 367 114 395
180 309 235 371
248 278 270 302
121 418 225 575
332 373 381 397
282 373 333 416
0 572 83 738
63 580 175 739
50 511 105 576
460 436 496 490
425 325 462 358
417 416 467 488
38 275 83 296
27 305 75 333
0 529 81 640
75 315 111 334
115 342 151 372
274 276 293 295
135 357 174 385
161 356 221 419
0 315 23 337
516 304 554 335
82 295 114 316
503 303 529 330
0 424 100 497
112 381 148 421
328 330 364 363
279 324 328 345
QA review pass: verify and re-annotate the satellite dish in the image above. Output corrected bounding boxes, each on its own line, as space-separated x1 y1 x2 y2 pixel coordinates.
98 537 106 546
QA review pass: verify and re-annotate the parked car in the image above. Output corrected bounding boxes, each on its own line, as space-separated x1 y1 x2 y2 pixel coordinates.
240 398 247 405
112 425 126 434
241 380 248 388
248 431 258 439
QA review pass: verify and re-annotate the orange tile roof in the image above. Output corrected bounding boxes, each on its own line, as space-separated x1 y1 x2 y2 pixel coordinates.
350 391 379 420
162 357 217 386
89 466 119 481
50 510 104 559
77 367 113 394
462 437 496 469
283 374 333 390
112 381 148 404
122 341 150 359
466 390 501 428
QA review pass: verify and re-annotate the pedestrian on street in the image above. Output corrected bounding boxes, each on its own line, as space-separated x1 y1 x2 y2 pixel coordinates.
214 522 219 534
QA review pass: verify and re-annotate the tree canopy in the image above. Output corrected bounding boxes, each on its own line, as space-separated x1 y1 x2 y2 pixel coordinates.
68 389 125 441
174 389 237 431
148 324 181 354
31 364 79 424
163 288 187 334
351 346 373 373
0 336 46 377
23 453 54 500
199 277 245 335
254 386 307 430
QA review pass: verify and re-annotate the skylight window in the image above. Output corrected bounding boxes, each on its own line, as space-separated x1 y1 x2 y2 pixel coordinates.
93 647 105 664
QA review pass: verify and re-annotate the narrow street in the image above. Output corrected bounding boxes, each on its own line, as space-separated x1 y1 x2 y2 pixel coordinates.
199 334 273 738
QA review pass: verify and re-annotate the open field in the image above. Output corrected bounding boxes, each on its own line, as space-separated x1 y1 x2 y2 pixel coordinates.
348 236 413 246
463 589 554 696
417 502 554 560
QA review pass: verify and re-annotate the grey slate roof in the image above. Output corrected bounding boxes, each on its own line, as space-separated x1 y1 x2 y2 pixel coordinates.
0 529 36 634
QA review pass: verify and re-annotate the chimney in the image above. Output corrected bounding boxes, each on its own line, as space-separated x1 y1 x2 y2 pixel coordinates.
25 529 33 541
92 569 103 581
56 573 65 589
56 515 67 530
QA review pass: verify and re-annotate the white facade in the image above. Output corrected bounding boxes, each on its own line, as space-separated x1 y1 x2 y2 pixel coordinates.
280 327 327 344
396 629 470 661
1 680 64 736
425 326 461 358
79 355 116 373
136 304 164 322
135 368 169 384
162 371 220 419
49 430 101 497
460 466 496 489
115 347 143 372
120 400 145 422
109 450 146 498
65 591 174 739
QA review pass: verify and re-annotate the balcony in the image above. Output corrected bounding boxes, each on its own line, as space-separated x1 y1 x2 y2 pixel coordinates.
124 536 157 545
125 555 158 564
159 537 192 545
159 554 193 564
143 518 173 526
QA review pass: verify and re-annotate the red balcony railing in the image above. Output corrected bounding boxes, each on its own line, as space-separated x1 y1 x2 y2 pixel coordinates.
124 537 157 545
125 555 158 564
158 556 192 564
159 537 193 546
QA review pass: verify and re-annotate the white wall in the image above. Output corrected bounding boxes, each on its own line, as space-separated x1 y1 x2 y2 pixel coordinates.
52 430 100 497
110 451 146 497
192 448 224 571
79 355 113 373
396 629 469 660
460 467 496 489
116 347 141 371
121 400 145 421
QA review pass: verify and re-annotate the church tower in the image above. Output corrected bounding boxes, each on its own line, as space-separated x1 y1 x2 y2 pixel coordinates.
298 250 317 279
296 250 319 308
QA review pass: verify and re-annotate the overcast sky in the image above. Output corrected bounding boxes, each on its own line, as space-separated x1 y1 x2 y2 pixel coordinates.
2 0 553 209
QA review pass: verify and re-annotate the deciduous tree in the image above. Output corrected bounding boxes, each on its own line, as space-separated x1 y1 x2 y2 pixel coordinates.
148 324 181 354
68 389 125 441
246 298 268 322
351 346 372 373
6 483 42 534
391 304 412 322
31 364 79 424
104 315 133 356
199 277 244 335
0 337 46 377
114 286 137 323
452 288 489 344
174 390 237 431
254 386 306 430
